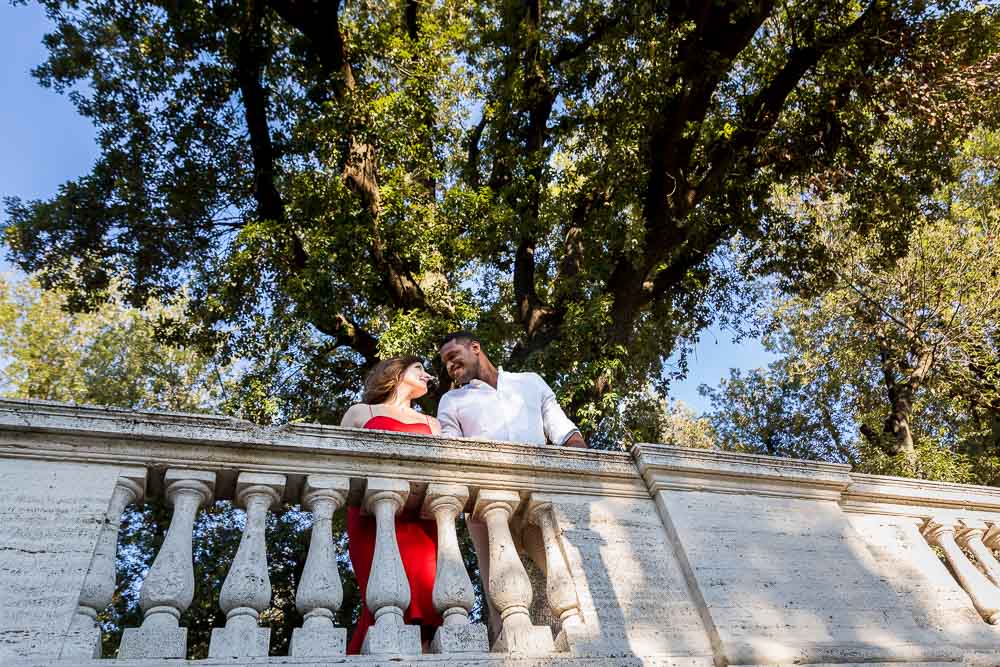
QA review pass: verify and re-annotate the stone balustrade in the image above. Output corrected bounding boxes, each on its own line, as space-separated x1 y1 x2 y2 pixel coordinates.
1 398 1000 667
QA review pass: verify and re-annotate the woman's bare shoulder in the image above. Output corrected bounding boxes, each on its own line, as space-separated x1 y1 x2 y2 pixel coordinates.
341 403 372 427
427 415 443 435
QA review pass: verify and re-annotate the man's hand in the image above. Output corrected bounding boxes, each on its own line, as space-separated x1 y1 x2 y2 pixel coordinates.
563 431 587 448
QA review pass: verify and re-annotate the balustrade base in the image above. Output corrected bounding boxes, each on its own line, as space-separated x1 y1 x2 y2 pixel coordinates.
492 624 555 654
430 622 489 653
118 625 187 659
13 655 723 666
59 619 101 659
289 625 346 657
209 624 271 658
554 625 601 656
360 622 422 655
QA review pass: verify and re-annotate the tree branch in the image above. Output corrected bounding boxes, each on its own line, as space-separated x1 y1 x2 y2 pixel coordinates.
697 0 884 204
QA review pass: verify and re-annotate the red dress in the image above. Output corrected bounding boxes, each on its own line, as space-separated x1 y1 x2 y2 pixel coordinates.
346 413 443 654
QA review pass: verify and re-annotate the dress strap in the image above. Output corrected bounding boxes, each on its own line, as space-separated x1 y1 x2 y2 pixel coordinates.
368 404 374 417
424 414 430 427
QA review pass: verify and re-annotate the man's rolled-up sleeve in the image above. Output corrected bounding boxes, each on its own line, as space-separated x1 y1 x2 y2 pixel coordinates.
536 374 580 445
436 392 463 437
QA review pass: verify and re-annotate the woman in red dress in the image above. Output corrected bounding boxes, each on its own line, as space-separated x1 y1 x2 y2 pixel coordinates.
339 356 443 654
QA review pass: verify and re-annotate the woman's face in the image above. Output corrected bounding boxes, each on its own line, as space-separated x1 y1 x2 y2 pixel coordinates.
398 362 434 399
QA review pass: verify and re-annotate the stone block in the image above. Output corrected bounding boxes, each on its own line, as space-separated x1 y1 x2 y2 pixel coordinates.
118 624 187 659
207 623 270 658
492 623 554 654
430 622 489 653
289 625 347 657
360 621 422 655
555 623 600 655
58 624 101 659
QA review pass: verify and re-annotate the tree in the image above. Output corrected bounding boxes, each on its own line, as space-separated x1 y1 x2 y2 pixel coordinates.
4 0 1000 440
0 274 225 410
703 129 1000 483
700 359 858 463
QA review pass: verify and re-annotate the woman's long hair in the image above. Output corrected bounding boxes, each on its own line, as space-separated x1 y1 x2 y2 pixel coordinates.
362 355 423 405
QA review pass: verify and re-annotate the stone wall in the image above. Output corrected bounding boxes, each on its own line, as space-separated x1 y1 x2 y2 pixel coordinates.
0 398 998 666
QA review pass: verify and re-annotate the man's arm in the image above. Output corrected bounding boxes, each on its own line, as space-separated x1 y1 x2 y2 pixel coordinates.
537 375 588 448
436 393 463 437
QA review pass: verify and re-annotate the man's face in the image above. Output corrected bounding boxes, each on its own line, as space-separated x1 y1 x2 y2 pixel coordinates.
439 339 480 386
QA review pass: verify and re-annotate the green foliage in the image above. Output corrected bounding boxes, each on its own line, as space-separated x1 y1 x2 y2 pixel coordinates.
703 129 1000 484
3 0 999 445
0 275 225 411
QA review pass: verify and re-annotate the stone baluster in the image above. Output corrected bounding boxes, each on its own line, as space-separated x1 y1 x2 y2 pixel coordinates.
360 477 422 655
923 516 1000 624
208 473 286 658
956 519 1000 588
472 489 554 654
61 468 146 659
526 494 585 652
420 483 488 653
119 469 216 659
984 521 1000 555
290 475 349 657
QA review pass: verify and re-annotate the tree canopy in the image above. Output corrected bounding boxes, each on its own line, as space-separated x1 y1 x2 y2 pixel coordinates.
4 0 1000 440
701 128 1000 484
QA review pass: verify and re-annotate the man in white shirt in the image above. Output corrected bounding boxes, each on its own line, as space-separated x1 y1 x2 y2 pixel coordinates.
437 331 587 448
437 331 585 642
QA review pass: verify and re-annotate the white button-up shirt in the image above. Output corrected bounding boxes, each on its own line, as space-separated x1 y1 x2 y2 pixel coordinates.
436 368 579 446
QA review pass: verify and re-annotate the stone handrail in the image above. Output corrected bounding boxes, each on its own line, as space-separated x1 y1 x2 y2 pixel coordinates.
1 398 999 666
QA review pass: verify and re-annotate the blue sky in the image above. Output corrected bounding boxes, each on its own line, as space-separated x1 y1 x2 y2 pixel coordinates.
0 2 776 415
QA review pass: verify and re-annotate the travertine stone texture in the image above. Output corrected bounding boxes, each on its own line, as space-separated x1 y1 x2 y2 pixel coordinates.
633 443 992 666
473 490 555 655
0 459 129 662
845 512 998 648
290 475 349 657
361 477 422 656
530 494 715 659
9 654 719 666
654 488 959 664
60 469 145 659
527 495 585 654
923 517 1000 625
422 483 489 653
209 472 285 658
119 468 215 659
956 518 1000 588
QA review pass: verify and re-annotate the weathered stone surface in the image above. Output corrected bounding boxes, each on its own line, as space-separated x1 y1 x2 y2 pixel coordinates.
120 469 215 660
289 624 347 657
359 617 421 655
491 623 554 654
846 512 998 647
291 475 349 658
209 473 284 659
652 487 961 664
431 622 490 653
118 621 187 659
0 458 124 662
545 494 715 658
209 618 271 658
9 654 718 666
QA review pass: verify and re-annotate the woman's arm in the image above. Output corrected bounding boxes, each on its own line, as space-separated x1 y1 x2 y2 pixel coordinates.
428 416 443 435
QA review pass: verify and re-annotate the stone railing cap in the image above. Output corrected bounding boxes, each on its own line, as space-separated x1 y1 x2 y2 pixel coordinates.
631 442 852 499
844 472 1000 514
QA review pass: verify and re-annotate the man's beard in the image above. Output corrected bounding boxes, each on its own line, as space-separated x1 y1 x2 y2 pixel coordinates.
456 357 481 386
